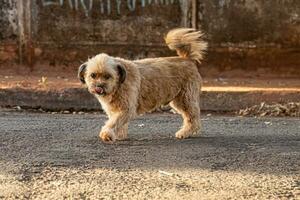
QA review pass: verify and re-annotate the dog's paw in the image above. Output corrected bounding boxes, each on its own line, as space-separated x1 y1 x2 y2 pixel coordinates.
192 130 201 137
99 128 116 143
175 131 191 139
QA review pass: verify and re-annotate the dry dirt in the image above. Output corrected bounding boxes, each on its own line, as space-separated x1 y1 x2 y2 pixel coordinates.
1 63 300 91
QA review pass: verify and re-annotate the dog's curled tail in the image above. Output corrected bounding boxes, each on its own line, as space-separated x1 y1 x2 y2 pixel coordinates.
165 28 207 63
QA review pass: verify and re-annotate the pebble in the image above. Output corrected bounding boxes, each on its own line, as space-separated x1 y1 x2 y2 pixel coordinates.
138 124 145 127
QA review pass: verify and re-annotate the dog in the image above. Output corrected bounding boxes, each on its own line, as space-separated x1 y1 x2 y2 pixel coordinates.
78 28 207 142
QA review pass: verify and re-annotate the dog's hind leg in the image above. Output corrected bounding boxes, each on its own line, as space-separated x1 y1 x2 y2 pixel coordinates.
170 84 201 139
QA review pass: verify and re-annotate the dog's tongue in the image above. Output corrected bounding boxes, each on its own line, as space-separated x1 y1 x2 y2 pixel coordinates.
95 87 104 94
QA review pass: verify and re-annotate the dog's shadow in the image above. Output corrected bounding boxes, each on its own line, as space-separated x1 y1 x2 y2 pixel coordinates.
85 130 208 144
79 133 299 176
109 135 208 146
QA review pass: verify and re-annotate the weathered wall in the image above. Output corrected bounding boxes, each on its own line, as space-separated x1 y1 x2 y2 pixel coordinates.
31 0 183 65
1 0 184 65
1 0 300 76
197 0 300 75
198 0 300 46
0 0 18 63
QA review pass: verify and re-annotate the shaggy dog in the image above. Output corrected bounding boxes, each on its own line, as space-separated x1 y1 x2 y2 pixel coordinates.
78 28 207 142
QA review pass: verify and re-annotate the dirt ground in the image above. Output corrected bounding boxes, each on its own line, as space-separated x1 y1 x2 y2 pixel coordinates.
1 63 300 92
0 111 299 199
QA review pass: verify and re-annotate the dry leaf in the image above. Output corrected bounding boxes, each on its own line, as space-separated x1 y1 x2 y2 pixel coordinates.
238 102 300 117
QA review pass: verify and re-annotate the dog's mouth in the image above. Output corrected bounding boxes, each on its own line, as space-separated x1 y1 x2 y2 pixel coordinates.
93 87 106 95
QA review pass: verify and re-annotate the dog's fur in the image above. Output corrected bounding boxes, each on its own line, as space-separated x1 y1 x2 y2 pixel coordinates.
78 28 207 142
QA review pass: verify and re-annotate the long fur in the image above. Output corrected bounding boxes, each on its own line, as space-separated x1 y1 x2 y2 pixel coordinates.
165 28 207 63
79 28 207 142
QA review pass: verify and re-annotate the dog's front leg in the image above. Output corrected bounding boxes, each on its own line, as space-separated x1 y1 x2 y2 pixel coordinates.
99 111 132 142
116 123 128 141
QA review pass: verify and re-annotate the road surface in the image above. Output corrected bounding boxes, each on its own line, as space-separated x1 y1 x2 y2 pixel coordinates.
0 111 299 199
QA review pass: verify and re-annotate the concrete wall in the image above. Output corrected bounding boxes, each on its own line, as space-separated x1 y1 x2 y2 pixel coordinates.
30 0 184 65
0 0 18 63
1 0 300 75
197 0 300 75
1 0 186 65
198 0 300 46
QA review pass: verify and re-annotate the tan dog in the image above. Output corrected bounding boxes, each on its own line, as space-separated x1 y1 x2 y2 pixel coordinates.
78 28 207 142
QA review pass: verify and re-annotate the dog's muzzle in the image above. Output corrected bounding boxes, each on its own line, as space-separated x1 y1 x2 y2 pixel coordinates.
95 87 104 94
93 83 106 95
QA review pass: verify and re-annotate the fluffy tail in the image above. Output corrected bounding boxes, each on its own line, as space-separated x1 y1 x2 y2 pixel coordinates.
165 28 207 63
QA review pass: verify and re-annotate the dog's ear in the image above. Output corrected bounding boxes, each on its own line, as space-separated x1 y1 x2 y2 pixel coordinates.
78 63 87 84
117 64 126 84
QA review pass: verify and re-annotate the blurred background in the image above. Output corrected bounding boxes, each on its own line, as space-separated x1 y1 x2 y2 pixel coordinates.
2 0 300 76
1 0 300 113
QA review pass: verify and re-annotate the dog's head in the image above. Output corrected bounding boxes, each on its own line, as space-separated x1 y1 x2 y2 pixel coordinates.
78 53 126 96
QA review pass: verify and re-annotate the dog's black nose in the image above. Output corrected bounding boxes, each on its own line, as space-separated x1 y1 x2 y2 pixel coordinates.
96 83 106 88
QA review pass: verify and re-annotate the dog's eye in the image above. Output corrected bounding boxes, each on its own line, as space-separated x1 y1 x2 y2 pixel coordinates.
103 74 112 80
90 73 97 79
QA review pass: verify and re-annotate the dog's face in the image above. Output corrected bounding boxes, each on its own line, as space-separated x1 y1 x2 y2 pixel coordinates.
78 54 126 97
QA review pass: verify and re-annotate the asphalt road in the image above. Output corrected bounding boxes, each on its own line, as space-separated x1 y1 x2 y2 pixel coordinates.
0 111 299 199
